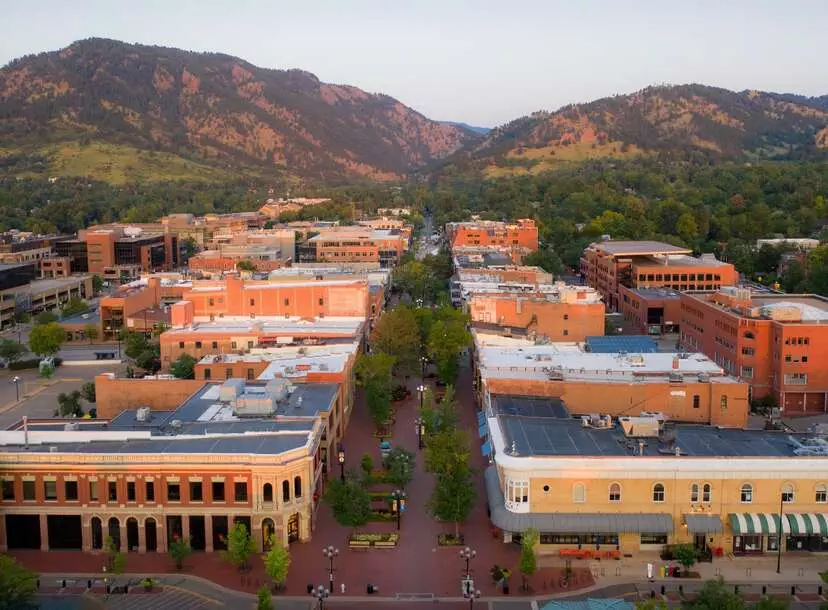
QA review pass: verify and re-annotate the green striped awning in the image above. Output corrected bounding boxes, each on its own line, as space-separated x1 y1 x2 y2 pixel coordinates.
786 513 828 535
728 513 790 535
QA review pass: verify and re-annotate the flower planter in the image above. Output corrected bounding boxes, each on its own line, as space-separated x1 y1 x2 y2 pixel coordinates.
437 533 465 547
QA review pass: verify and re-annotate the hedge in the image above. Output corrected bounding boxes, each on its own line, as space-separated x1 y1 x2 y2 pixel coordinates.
9 357 63 370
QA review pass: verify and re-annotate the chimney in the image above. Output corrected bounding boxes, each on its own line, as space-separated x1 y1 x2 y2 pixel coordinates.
23 415 28 448
672 357 679 370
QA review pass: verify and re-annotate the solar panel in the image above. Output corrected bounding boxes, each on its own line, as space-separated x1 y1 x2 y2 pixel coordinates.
586 336 658 353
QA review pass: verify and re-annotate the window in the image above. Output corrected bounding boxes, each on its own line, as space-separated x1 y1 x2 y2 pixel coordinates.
784 373 808 385
703 483 711 503
190 481 203 502
212 481 225 502
652 483 665 503
508 480 529 504
816 485 827 503
742 347 755 356
572 483 586 504
108 481 117 502
263 483 273 503
781 483 794 503
167 482 181 502
195 341 202 349
741 367 754 379
249 298 255 307
690 483 699 503
45 480 57 501
234 482 248 502
247 341 254 349
88 481 98 502
2 479 14 500
178 341 185 349
284 298 289 306
247 368 254 380
740 483 753 503
693 395 700 409
318 298 324 306
145 481 155 502
294 476 302 499
231 341 237 349
226 368 233 379
212 341 218 349
563 314 569 320
720 396 728 410
282 480 290 502
123 481 134 502
744 331 755 339
563 329 569 336
609 483 621 503
641 533 668 545
539 533 618 545
803 356 809 363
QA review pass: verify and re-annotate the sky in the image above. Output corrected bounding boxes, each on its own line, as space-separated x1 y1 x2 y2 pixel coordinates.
1 0 826 127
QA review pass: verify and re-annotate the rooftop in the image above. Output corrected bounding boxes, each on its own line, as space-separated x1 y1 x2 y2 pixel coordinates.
687 290 828 323
60 310 101 325
8 275 90 295
627 287 682 299
635 254 729 268
198 340 359 376
590 240 691 257
167 316 365 336
585 336 659 354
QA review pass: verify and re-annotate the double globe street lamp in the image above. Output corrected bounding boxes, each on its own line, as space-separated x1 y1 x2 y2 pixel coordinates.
460 546 477 577
323 545 339 594
391 489 407 530
310 584 330 609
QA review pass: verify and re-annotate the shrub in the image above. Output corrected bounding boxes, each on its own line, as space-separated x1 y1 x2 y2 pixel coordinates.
391 384 410 402
9 357 62 370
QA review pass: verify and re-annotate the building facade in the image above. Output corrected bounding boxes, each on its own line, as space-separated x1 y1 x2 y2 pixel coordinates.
618 286 682 335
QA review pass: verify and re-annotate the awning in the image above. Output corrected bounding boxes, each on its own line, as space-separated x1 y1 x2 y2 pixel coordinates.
478 422 488 438
476 411 486 425
481 441 492 457
728 513 790 535
484 467 672 534
786 513 828 536
684 514 723 534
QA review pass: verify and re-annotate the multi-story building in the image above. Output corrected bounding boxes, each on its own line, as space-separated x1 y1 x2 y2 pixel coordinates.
679 287 828 412
55 227 179 276
160 212 266 247
452 247 515 271
473 330 749 427
298 227 408 268
618 286 682 335
40 257 72 278
446 219 538 262
482 397 828 556
99 277 170 339
188 248 290 274
0 271 93 327
0 379 338 554
0 233 68 265
580 240 737 311
259 198 331 220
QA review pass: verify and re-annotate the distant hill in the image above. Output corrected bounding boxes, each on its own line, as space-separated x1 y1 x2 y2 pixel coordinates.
440 121 491 135
0 38 480 183
442 84 828 177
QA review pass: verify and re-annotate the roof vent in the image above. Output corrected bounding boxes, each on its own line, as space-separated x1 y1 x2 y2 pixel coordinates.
136 406 151 422
698 373 710 383
49 446 58 452
668 372 683 383
295 396 304 409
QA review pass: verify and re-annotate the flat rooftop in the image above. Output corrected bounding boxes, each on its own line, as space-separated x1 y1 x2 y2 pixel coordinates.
60 310 101 325
687 290 828 323
628 287 682 299
10 276 90 295
590 241 691 256
585 336 659 354
168 316 365 335
635 254 729 268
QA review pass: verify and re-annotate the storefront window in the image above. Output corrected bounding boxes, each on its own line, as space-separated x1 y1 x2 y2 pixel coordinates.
641 533 668 545
733 535 763 554
539 533 619 545
767 536 779 552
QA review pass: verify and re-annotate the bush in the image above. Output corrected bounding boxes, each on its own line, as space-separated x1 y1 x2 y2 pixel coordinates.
9 357 62 370
391 385 410 402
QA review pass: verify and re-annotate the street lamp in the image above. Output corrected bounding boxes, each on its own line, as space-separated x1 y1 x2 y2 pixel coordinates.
392 489 407 530
337 445 346 482
323 545 339 593
777 492 784 574
310 584 330 610
460 546 477 577
463 586 481 609
419 356 428 382
415 416 425 450
417 384 427 409
9 376 21 402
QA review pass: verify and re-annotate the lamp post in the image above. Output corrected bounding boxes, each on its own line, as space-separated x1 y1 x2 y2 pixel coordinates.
392 489 407 530
337 445 345 482
419 356 428 382
310 584 330 610
323 545 339 593
415 416 425 450
463 587 481 609
9 376 21 402
777 492 784 574
460 546 476 578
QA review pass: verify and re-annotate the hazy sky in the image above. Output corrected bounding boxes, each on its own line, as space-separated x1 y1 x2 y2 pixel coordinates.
1 0 825 126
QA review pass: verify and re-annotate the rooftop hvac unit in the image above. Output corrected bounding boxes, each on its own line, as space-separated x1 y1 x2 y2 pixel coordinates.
136 406 151 422
698 373 710 383
548 368 564 381
64 422 79 431
668 372 683 383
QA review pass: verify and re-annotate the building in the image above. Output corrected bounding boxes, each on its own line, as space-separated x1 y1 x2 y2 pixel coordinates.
0 274 93 327
99 277 170 340
450 266 556 305
580 240 737 311
452 247 515 271
473 331 749 428
160 213 266 247
187 248 290 274
679 288 828 412
55 227 179 277
0 379 341 554
40 257 72 278
756 238 820 251
298 227 408 268
259 198 331 219
468 285 604 342
446 219 538 262
618 286 682 335
0 233 68 265
482 396 828 556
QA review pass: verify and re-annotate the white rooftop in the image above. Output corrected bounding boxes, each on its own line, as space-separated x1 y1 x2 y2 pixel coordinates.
759 301 828 322
168 316 365 335
188 278 365 291
198 341 358 378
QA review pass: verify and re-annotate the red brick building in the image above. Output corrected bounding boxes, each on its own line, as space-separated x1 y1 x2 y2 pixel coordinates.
446 219 538 262
619 286 683 335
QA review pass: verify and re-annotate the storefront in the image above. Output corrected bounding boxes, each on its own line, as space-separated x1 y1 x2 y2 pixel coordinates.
785 513 828 552
729 513 788 555
683 514 723 551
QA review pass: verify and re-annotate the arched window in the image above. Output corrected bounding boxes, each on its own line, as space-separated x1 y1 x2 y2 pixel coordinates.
652 483 665 503
816 484 827 504
282 480 290 502
744 331 755 339
294 476 302 499
262 518 275 552
90 517 103 550
781 483 794 503
690 483 699 503
608 483 621 503
263 483 273 503
740 483 753 503
702 483 712 503
572 483 586 504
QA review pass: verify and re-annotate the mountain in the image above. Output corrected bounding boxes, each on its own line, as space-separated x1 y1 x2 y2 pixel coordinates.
440 121 491 135
448 84 828 177
0 38 479 183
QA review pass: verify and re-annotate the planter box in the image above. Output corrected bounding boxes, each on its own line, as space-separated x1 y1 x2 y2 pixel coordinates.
374 541 397 547
349 540 371 547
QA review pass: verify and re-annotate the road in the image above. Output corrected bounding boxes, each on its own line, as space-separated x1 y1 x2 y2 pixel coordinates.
415 212 438 260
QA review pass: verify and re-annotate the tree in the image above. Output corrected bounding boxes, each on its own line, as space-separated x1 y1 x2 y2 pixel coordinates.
56 391 83 417
355 352 395 430
360 453 374 478
29 322 66 356
256 585 273 610
135 349 161 373
263 540 291 590
427 307 471 385
84 324 99 343
753 599 789 610
0 554 38 610
60 297 90 318
323 475 372 532
222 521 255 571
523 248 564 274
428 463 477 538
384 446 415 489
681 578 745 610
169 537 192 570
370 304 422 375
80 381 96 403
170 353 197 379
237 260 257 272
104 535 126 585
425 427 471 476
34 311 58 325
91 274 104 295
0 339 24 364
121 330 152 360
673 543 697 572
519 527 539 591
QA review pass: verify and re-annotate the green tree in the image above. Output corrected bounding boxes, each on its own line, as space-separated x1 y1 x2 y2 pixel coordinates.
60 297 90 318
384 446 415 489
323 475 372 532
371 304 422 375
355 352 395 430
673 543 697 572
104 535 126 584
57 390 83 417
523 248 564 274
34 311 58 325
222 521 255 571
681 578 744 610
181 237 198 258
169 537 192 570
676 212 699 244
393 260 430 300
0 339 24 364
170 353 197 379
91 274 104 295
135 349 161 373
360 453 374 478
425 427 471 476
753 598 789 610
0 554 38 610
263 540 291 590
256 585 273 610
80 381 96 403
427 307 471 385
428 463 477 538
84 324 99 343
519 527 539 591
236 260 257 272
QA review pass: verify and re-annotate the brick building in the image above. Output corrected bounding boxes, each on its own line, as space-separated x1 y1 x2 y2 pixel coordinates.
446 219 539 261
100 277 170 339
580 240 737 311
679 288 828 412
55 227 178 276
618 286 683 335
298 227 408 268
